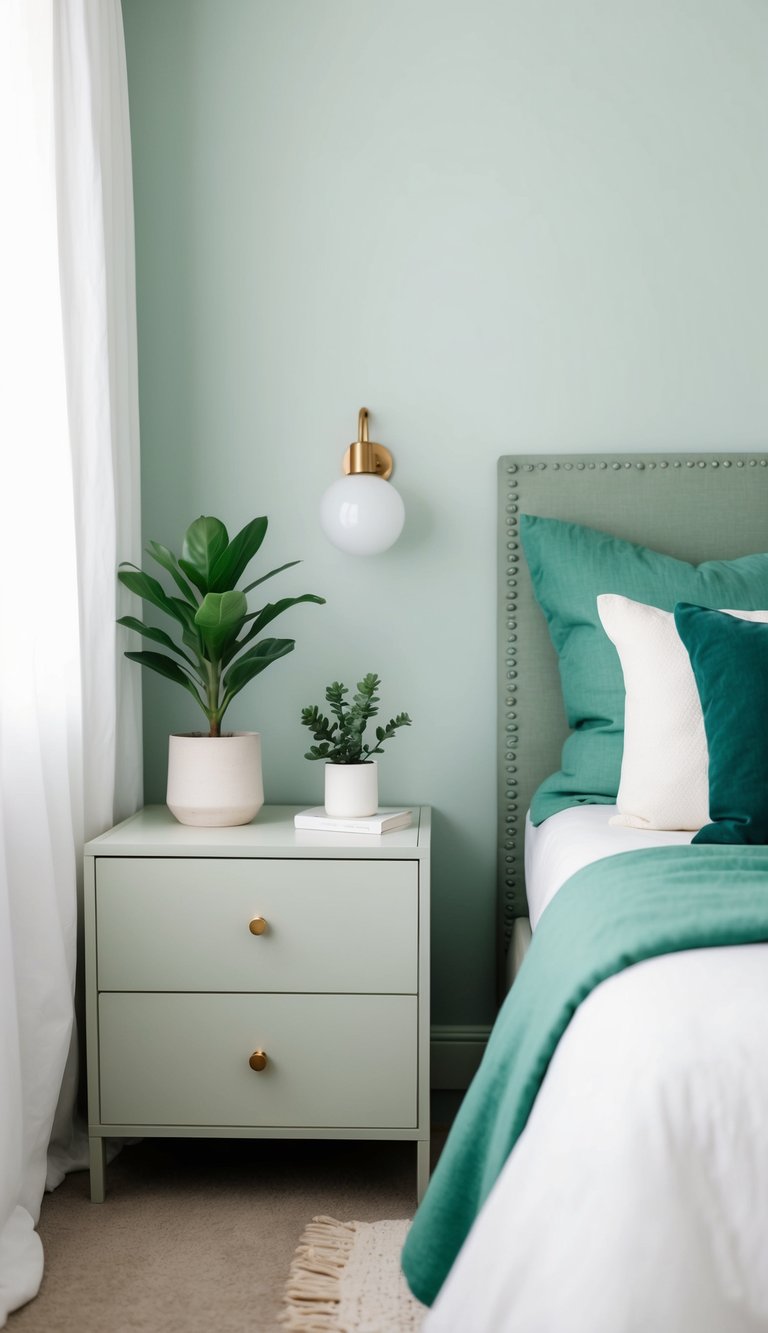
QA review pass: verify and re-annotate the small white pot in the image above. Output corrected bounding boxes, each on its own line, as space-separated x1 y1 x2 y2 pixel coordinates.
167 732 264 827
324 761 378 818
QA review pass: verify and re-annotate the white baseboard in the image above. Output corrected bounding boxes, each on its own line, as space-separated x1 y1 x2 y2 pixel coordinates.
430 1025 491 1090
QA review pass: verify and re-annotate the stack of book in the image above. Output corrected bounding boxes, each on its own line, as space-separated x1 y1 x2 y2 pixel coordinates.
293 807 412 835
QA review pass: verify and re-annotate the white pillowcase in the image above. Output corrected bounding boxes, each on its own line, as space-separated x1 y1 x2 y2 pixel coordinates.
596 595 768 831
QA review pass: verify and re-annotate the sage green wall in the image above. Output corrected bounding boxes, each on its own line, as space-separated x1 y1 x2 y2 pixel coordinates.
122 0 768 1026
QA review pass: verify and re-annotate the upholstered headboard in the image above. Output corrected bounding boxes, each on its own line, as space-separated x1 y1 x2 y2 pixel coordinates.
497 452 768 957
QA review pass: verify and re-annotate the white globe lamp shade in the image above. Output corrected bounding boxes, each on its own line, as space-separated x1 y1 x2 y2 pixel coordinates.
320 473 405 555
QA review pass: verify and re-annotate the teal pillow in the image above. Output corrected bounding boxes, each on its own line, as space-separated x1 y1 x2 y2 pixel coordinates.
519 514 768 824
674 604 768 845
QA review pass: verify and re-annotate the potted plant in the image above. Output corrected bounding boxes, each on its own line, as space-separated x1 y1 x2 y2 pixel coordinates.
118 514 324 826
300 673 411 817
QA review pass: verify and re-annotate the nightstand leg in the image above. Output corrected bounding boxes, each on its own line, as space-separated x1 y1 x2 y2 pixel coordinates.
89 1136 106 1202
416 1139 431 1203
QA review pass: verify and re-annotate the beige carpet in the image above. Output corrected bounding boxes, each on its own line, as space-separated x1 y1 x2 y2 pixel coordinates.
7 1135 438 1333
280 1216 426 1331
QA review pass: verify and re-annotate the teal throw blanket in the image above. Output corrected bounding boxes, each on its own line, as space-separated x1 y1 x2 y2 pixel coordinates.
402 845 768 1306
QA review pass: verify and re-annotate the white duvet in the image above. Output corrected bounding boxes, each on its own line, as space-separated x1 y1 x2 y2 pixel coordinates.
425 811 768 1333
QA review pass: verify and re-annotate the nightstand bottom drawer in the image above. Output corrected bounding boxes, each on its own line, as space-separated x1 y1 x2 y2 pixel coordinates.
98 993 418 1129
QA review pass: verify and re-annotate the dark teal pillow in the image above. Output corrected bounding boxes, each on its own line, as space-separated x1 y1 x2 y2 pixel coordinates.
674 604 768 845
520 514 768 824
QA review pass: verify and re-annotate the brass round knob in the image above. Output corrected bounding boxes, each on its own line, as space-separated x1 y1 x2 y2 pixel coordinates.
249 1050 268 1072
249 916 267 935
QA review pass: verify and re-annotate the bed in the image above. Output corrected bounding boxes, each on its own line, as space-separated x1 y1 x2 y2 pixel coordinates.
402 452 768 1332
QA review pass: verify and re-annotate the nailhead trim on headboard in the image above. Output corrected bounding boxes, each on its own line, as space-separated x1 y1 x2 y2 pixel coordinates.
499 454 768 957
501 461 521 946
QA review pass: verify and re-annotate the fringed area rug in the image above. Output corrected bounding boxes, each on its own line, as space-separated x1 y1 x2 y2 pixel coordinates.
279 1215 427 1332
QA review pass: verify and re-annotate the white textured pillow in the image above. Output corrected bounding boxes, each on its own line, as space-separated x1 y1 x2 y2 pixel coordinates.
596 595 768 831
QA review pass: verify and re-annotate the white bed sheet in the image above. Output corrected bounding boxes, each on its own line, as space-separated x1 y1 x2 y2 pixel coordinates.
425 809 768 1333
525 803 693 929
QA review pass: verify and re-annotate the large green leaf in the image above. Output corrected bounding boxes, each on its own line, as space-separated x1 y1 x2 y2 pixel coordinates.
194 590 248 657
124 650 206 711
225 593 325 663
179 517 229 594
160 598 198 652
165 597 204 660
146 541 199 604
118 565 189 628
223 637 295 697
180 625 205 660
170 597 199 634
209 517 268 593
241 560 300 594
117 616 200 674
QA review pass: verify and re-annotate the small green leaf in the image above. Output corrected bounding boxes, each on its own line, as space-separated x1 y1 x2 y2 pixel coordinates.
304 743 333 761
325 682 349 726
299 706 337 745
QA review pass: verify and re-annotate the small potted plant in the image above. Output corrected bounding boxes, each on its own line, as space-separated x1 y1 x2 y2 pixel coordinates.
118 514 324 826
300 673 411 817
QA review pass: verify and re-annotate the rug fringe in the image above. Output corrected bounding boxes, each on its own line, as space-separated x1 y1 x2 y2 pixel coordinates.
278 1216 357 1331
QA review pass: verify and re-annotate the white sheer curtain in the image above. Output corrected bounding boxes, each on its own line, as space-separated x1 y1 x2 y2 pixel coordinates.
0 0 142 1320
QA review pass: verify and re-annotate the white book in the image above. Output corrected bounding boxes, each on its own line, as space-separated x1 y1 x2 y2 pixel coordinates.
293 806 413 835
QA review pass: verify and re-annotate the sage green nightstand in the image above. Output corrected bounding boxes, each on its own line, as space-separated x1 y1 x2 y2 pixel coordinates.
83 804 431 1202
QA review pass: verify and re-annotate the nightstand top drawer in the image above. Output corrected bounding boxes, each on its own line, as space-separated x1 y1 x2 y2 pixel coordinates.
96 856 418 993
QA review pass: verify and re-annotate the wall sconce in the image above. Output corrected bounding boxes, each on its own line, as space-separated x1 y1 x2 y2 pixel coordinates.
320 408 405 555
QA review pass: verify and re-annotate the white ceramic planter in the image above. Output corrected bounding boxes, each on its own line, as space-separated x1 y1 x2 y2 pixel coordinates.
324 761 378 818
166 732 264 827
